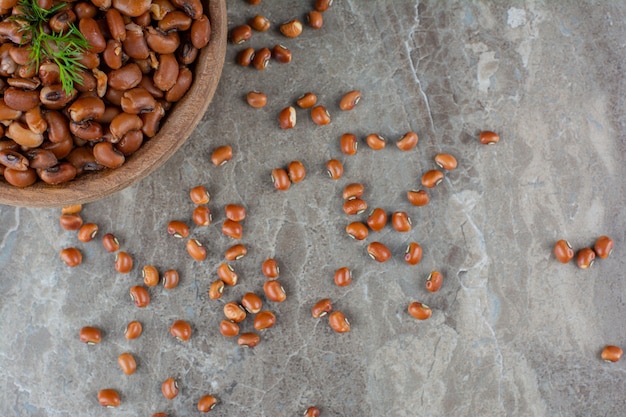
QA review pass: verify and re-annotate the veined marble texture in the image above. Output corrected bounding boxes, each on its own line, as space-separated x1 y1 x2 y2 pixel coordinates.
1 1 624 416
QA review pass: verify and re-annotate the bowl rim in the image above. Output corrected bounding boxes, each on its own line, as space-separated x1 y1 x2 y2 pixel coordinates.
0 0 227 208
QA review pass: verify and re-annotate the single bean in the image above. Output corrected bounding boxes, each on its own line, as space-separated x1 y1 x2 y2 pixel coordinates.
141 102 166 137
38 162 76 185
79 17 106 53
115 251 133 274
311 105 331 125
254 310 276 330
106 8 126 41
197 394 218 412
163 269 180 290
0 99 22 121
340 133 358 155
366 133 386 150
287 160 306 183
346 221 368 240
40 84 76 109
296 92 317 109
59 213 83 231
115 129 144 156
159 10 192 32
108 63 142 90
246 91 267 108
339 90 361 111
225 204 246 222
190 185 210 204
217 263 238 286
97 389 120 408
326 159 343 179
241 292 262 314
49 9 77 33
391 211 411 232
252 47 271 70
250 15 270 31
328 311 350 333
271 168 291 191
167 220 189 238
3 87 39 111
601 345 623 363
172 0 204 19
426 271 443 293
178 41 199 65
68 96 105 122
479 131 499 145
161 377 179 400
343 198 367 215
208 280 225 300
26 149 56 170
80 326 102 344
102 233 120 252
192 206 212 226
69 120 104 141
272 44 291 63
404 242 423 265
2 167 36 187
117 352 137 375
576 248 595 269
142 265 160 287
129 285 150 307
279 106 296 129
121 87 157 114
435 153 457 170
312 298 332 318
224 302 246 323
187 238 207 261
279 19 302 38
219 320 240 337
93 141 125 168
145 27 180 54
6 121 44 148
396 131 418 151
262 258 279 279
0 150 27 171
594 236 614 259
343 183 364 200
230 24 252 44
170 320 192 341
407 189 429 206
307 11 323 29
314 0 333 12
367 242 391 262
222 219 243 239
60 247 82 267
211 145 233 166
77 223 99 242
263 280 286 302
165 67 192 102
238 332 261 347
553 239 574 263
334 267 352 287
61 204 82 215
366 208 387 231
75 2 98 19
113 0 152 17
236 47 255 67
408 302 432 320
421 170 444 188
153 53 179 91
24 105 47 134
124 321 142 339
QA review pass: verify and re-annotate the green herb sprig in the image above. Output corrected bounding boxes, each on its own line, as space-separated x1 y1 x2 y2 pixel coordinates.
11 0 89 95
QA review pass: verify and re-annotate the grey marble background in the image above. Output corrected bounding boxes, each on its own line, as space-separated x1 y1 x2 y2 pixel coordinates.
1 1 625 416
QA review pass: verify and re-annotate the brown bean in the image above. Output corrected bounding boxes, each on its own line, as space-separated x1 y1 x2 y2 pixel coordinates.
93 141 125 168
4 87 39 111
426 271 443 293
391 211 411 232
222 219 243 239
252 47 271 70
106 8 126 41
339 90 361 111
224 302 246 323
224 204 246 222
197 394 218 412
340 133 358 155
6 121 43 148
225 244 247 262
190 185 210 204
115 251 133 274
334 267 352 287
208 280 225 300
230 24 252 44
38 62 60 86
250 15 270 31
7 77 41 90
343 183 364 200
304 407 321 417
287 160 307 183
163 269 180 290
102 233 120 252
59 213 83 231
366 242 391 262
38 162 77 184
211 145 233 166
2 167 37 187
68 96 106 122
366 133 386 150
307 11 323 29
366 208 387 231
44 110 70 143
77 223 99 243
479 131 499 145
328 311 350 333
219 320 239 337
236 47 255 67
191 14 211 48
594 236 614 259
75 2 99 18
241 292 262 314
435 153 458 170
271 168 291 190
279 106 296 129
421 170 444 188
118 352 137 375
159 10 193 31
146 27 180 54
246 91 267 108
280 19 302 38
60 247 82 267
110 112 143 141
396 131 418 151
553 240 574 263
79 17 106 53
113 0 152 17
0 150 28 171
49 9 77 33
61 204 82 215
0 99 22 120
172 0 204 19
346 221 368 240
217 263 238 286
296 92 317 109
343 198 367 215
121 87 157 114
165 67 192 102
40 84 76 109
254 310 276 330
326 159 343 179
192 206 212 226
262 258 279 279
272 44 291 63
98 389 120 408
77 51 101 70
115 129 144 156
408 302 432 320
170 319 191 341
161 377 179 400
42 136 73 161
108 63 143 90
314 0 333 12
80 326 102 344
404 242 423 265
141 102 166 137
122 24 150 59
238 332 260 347
601 345 623 363
69 120 103 141
142 265 160 287
153 54 179 91
263 280 286 302
311 105 331 125
187 238 207 261
407 189 429 206
576 248 595 269
312 298 332 318
24 106 47 134
124 321 142 339
67 147 101 175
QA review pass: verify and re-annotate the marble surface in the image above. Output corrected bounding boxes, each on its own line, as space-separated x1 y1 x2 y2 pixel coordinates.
1 1 625 416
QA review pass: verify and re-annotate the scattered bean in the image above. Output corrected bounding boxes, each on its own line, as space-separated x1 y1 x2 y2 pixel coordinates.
237 47 255 66
404 242 423 265
224 302 247 323
129 285 150 308
225 204 246 222
326 159 343 179
334 267 352 287
479 131 499 145
230 24 252 44
366 208 387 231
225 244 248 261
61 204 82 214
296 92 317 109
238 332 261 347
601 345 623 362
219 320 240 337
407 189 429 207
594 236 614 259
426 271 443 293
279 19 303 38
328 311 350 333
271 168 291 191
343 198 367 215
340 133 358 155
250 15 270 32
211 145 233 166
346 221 369 240
314 0 333 12
59 213 83 230
435 153 457 170
287 160 306 183
396 131 418 151
161 377 179 400
421 170 444 188
115 251 133 273
102 233 120 252
192 206 212 226
366 133 386 150
98 389 120 408
407 302 432 320
142 265 159 287
272 44 292 63
80 326 102 344
576 248 595 269
208 279 225 300
197 394 218 412
367 242 391 262
246 91 267 108
254 310 277 330
163 270 180 290
343 183 364 200
222 219 244 239
339 90 361 111
252 47 271 70
553 240 574 263
124 321 143 340
60 247 82 267
117 352 137 375
262 258 280 279
217 263 238 286
170 320 192 342
77 223 99 242
167 220 189 238
311 105 331 125
312 298 333 318
187 238 207 261
307 11 323 29
241 292 263 314
391 211 411 232
263 280 287 302
190 185 210 204
279 106 296 129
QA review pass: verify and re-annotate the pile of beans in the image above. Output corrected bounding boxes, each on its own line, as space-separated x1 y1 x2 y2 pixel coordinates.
0 0 211 187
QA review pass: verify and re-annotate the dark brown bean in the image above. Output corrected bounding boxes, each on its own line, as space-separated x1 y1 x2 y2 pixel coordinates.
191 14 211 48
4 87 39 111
236 48 255 67
3 168 37 187
165 67 192 102
93 141 125 168
26 149 57 170
252 47 271 70
272 44 291 63
0 150 28 171
159 10 193 31
163 270 180 290
106 8 126 41
38 163 77 184
146 27 180 54
79 17 106 53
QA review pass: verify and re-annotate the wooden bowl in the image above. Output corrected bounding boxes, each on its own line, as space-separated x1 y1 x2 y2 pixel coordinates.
0 0 227 208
